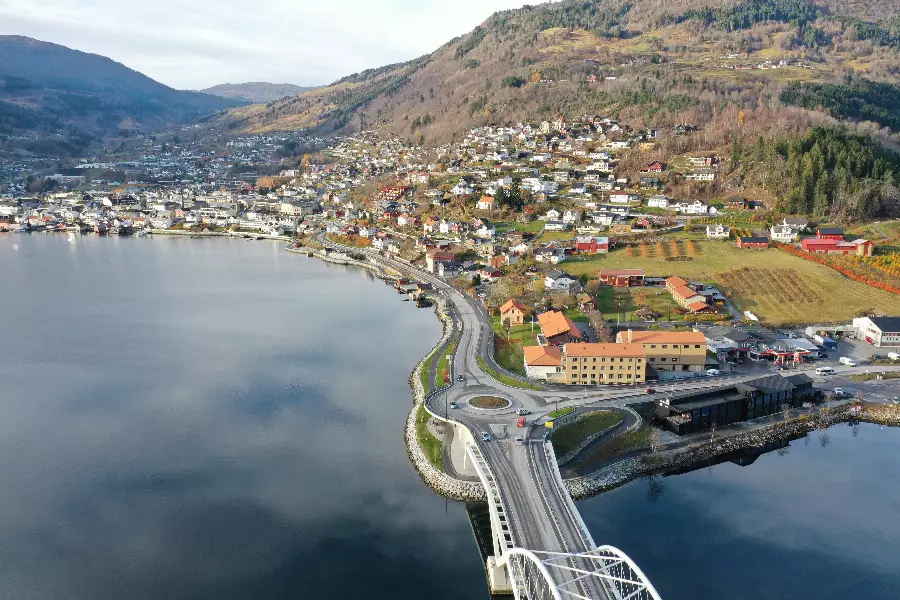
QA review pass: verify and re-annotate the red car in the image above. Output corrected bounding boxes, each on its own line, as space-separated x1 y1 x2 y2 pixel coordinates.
644 387 656 394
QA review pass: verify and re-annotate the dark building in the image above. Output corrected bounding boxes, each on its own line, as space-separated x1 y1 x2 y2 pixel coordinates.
657 374 819 435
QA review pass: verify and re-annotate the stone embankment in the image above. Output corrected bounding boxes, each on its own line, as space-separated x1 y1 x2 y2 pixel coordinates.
566 402 900 500
404 297 487 502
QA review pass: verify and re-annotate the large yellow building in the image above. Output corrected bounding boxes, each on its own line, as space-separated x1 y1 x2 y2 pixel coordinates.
562 343 647 385
615 330 708 373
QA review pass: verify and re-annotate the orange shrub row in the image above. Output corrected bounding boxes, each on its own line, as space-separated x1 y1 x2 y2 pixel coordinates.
773 243 900 296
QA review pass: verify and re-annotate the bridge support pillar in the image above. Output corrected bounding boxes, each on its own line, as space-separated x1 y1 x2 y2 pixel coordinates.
486 556 512 595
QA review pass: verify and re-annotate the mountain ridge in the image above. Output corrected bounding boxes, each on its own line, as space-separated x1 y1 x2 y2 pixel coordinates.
0 36 243 155
201 82 318 103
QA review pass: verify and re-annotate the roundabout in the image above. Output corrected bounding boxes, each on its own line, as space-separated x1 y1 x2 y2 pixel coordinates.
469 396 511 409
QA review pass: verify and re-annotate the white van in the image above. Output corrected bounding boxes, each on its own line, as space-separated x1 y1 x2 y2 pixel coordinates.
838 357 857 367
815 367 836 376
706 368 721 376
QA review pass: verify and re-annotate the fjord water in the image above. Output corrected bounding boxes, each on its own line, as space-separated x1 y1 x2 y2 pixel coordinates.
1 235 898 600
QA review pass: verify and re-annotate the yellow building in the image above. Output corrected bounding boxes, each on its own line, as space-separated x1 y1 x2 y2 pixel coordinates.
615 330 708 373
562 343 646 385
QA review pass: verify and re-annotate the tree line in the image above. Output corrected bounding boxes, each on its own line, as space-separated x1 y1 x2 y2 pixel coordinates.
779 80 900 133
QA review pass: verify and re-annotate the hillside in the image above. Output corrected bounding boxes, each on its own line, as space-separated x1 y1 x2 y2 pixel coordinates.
222 0 900 144
0 36 244 155
201 82 317 103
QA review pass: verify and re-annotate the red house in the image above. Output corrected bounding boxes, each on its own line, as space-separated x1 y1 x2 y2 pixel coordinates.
816 228 844 240
599 269 645 287
736 236 769 249
642 161 665 173
575 235 609 255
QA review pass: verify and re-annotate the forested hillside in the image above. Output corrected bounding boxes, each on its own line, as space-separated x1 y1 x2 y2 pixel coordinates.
0 36 243 156
201 82 316 103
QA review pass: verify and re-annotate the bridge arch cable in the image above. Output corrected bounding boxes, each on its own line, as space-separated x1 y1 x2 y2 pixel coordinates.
506 547 663 600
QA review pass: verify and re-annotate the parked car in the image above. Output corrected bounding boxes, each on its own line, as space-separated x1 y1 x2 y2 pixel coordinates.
457 374 465 382
816 352 829 359
706 369 721 376
833 387 846 397
481 432 492 442
891 397 900 405
644 387 656 394
515 408 530 415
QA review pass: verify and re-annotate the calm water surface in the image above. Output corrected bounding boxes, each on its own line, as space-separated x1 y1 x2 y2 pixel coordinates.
1 234 898 600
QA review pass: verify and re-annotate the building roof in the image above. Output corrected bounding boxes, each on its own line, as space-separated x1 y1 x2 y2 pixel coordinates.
672 285 702 300
818 227 843 235
599 268 644 277
665 276 688 288
616 330 707 345
500 299 529 314
687 301 711 312
524 345 563 367
538 310 581 339
738 236 769 244
564 343 646 358
867 316 900 333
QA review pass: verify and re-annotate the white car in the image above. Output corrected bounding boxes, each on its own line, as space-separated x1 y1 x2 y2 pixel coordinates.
706 369 721 376
515 408 531 416
515 436 525 445
833 387 845 397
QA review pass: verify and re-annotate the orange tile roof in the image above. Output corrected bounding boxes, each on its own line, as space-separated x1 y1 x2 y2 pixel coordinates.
672 285 701 300
615 330 707 345
500 299 529 314
563 343 646 358
537 311 581 338
687 301 710 312
665 276 688 287
524 345 562 367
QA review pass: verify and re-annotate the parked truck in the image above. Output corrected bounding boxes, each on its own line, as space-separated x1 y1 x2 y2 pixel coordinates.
839 356 857 366
814 334 838 350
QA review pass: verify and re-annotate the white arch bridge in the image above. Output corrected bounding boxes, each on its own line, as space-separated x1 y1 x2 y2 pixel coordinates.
465 440 662 600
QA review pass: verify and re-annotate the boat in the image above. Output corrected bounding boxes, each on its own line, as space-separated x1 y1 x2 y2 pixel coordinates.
14 225 28 233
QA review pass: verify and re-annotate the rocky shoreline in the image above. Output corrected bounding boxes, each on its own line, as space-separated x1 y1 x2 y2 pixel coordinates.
566 402 900 500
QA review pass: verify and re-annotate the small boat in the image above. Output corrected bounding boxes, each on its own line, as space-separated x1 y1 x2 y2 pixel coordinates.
14 226 28 233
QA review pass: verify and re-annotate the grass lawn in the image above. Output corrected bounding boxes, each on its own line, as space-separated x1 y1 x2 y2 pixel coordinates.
551 411 624 457
562 245 900 325
491 316 539 375
561 306 589 323
415 404 443 470
477 355 543 390
420 352 435 395
470 396 511 409
548 406 575 419
536 230 575 244
435 336 458 389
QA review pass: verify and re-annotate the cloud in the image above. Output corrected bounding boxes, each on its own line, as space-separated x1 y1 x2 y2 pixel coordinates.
0 0 533 89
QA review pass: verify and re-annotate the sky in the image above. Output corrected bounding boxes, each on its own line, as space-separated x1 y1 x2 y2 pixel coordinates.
0 0 538 90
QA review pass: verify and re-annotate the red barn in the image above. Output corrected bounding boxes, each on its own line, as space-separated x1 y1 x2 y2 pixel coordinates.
736 236 769 249
816 228 844 240
575 235 609 255
801 238 873 256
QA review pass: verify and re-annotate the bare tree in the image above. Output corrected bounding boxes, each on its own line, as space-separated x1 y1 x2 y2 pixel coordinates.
649 427 664 453
503 317 511 341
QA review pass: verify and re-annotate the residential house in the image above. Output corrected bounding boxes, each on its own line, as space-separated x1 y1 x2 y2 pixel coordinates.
499 299 530 326
770 225 797 243
534 245 566 264
725 197 748 210
543 209 561 221
609 192 633 204
538 310 583 346
685 170 715 182
426 249 455 273
665 277 710 313
544 270 581 293
523 346 563 381
575 235 609 255
782 217 809 232
576 293 595 313
616 329 708 373
437 261 461 277
647 195 670 209
639 177 661 190
852 316 900 347
561 343 647 385
736 236 768 249
643 161 665 173
477 196 496 210
598 268 644 287
544 221 570 232
561 210 581 224
675 200 709 214
706 224 731 240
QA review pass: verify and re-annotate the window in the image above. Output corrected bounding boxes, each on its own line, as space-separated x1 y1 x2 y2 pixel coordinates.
684 344 689 349
649 357 655 362
650 344 657 348
627 374 632 379
592 357 597 362
695 345 701 349
628 358 633 362
592 366 596 370
662 344 668 349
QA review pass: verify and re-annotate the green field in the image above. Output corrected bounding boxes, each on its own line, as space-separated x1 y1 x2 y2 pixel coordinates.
491 316 539 375
551 411 624 457
563 244 900 325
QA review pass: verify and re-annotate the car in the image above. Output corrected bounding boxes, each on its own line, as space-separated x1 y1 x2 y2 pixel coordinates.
449 401 459 409
706 369 721 376
644 387 656 394
891 397 899 405
817 352 829 359
833 387 845 397
515 436 525 445
481 432 492 442
457 374 465 382
515 408 531 416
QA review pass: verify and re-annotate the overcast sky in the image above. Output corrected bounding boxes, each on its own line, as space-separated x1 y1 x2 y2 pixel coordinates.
0 0 538 90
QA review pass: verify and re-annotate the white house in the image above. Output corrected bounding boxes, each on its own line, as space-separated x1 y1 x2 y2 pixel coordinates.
676 200 709 215
475 224 496 239
609 193 633 204
544 221 570 232
770 225 798 242
534 246 566 264
524 346 563 381
562 210 581 224
706 224 731 240
451 181 475 195
647 195 670 209
476 196 495 210
685 170 716 181
543 209 561 221
544 269 580 292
